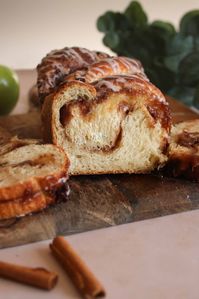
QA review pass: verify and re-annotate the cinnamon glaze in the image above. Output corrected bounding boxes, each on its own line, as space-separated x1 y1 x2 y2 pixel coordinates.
37 47 110 102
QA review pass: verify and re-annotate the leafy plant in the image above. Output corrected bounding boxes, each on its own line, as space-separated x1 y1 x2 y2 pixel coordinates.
97 1 199 107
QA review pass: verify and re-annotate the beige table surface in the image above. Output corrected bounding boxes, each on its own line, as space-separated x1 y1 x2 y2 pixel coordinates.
1 70 199 299
1 211 199 299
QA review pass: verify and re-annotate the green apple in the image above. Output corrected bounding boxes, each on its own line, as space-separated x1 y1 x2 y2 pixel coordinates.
0 65 19 115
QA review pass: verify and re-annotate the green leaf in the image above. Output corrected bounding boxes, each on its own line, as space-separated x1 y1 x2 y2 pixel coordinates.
123 29 157 65
148 64 175 92
196 37 199 50
97 11 115 32
193 85 199 108
113 13 130 31
166 33 194 56
96 4 199 108
164 34 195 73
180 10 199 37
103 32 120 49
124 1 148 28
148 22 176 57
150 20 176 37
178 51 199 87
164 55 183 73
167 86 194 106
97 12 129 34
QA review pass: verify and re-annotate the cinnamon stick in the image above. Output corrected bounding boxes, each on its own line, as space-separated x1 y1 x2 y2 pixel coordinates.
0 261 58 290
50 236 106 298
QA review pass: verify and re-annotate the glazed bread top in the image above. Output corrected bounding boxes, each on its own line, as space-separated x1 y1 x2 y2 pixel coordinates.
37 47 110 103
39 47 171 146
65 56 147 83
37 47 149 103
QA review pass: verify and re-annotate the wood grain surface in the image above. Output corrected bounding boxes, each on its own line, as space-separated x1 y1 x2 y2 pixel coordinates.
0 70 199 249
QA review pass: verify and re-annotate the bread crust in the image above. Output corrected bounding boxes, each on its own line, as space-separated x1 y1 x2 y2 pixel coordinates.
65 56 147 83
0 192 54 219
37 47 110 103
0 179 69 219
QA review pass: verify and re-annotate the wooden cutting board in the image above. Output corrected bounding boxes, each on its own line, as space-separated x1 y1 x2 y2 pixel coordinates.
0 70 199 249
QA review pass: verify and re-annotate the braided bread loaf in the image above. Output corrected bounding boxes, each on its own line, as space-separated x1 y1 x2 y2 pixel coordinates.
39 47 171 175
37 47 110 103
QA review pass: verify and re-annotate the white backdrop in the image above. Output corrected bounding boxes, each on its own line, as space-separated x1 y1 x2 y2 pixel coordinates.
0 0 198 69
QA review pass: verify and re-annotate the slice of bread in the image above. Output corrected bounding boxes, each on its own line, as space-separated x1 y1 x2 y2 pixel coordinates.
167 119 199 180
0 191 53 219
0 143 70 201
0 181 69 219
42 75 171 175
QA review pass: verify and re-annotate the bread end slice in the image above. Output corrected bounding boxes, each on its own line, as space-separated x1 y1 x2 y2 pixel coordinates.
166 119 199 181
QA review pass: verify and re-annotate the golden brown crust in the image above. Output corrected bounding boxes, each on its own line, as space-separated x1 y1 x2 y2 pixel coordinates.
71 166 158 176
0 192 53 219
65 56 147 83
0 179 70 219
0 178 70 219
37 47 110 103
0 171 69 202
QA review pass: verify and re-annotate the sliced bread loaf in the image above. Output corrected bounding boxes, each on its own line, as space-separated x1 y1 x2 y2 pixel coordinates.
42 75 171 175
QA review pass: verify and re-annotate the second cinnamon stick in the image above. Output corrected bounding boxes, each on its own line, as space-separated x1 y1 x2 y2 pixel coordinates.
50 236 105 298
